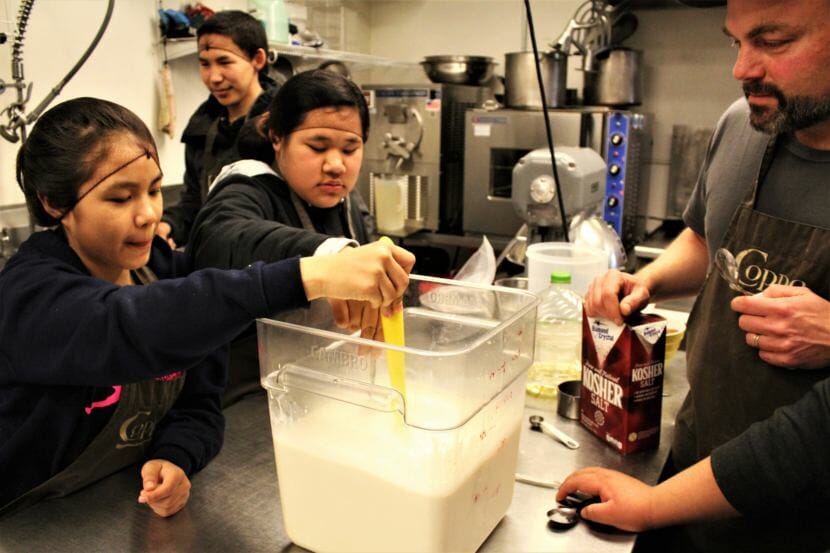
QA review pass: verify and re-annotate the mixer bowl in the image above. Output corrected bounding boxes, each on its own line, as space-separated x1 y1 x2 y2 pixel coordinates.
421 55 495 85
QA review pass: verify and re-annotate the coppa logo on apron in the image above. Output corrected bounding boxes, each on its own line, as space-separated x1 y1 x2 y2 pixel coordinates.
117 410 157 449
734 247 807 292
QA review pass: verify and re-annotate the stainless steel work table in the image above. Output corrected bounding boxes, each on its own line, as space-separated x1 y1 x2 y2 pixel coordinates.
0 353 689 553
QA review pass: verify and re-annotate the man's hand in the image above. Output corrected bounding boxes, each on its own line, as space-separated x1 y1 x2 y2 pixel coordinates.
732 284 830 369
138 459 191 517
585 270 652 325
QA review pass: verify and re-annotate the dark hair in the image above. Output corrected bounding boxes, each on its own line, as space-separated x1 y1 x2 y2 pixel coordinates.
237 112 277 163
17 97 157 227
197 10 267 71
237 69 370 165
266 69 370 141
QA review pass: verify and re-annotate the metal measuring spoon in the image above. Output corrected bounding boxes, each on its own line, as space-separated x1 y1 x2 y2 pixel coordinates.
547 506 579 531
548 492 622 534
529 415 580 449
714 248 753 296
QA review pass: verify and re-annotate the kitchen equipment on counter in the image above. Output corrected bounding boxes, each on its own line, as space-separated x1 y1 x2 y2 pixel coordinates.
359 84 494 236
583 47 643 106
529 415 580 449
258 275 539 553
463 107 652 251
568 210 627 269
504 50 568 109
557 380 582 420
421 55 495 86
510 146 606 234
494 224 528 268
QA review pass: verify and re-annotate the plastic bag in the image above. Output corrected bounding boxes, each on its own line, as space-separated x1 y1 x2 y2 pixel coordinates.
419 237 497 318
454 236 496 285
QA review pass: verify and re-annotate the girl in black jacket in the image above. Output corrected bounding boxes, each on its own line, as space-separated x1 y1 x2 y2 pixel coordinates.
188 69 383 403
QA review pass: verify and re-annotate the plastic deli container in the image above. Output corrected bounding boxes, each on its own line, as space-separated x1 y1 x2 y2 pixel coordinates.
257 275 539 553
526 241 608 297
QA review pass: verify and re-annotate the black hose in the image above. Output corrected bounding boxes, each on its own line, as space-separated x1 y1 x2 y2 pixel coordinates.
523 0 570 241
25 0 116 124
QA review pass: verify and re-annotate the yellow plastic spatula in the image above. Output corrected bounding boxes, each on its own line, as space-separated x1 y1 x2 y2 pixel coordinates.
378 236 406 398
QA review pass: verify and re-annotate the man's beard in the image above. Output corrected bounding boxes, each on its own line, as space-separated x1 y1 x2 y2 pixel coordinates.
743 80 830 135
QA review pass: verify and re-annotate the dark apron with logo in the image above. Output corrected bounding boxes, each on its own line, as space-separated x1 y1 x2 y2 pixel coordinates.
0 267 186 517
671 137 830 552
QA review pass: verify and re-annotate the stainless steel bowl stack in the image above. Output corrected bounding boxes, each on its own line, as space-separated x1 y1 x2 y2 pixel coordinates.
420 55 495 85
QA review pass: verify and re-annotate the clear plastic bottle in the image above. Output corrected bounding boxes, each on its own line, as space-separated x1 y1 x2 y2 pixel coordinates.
526 271 583 407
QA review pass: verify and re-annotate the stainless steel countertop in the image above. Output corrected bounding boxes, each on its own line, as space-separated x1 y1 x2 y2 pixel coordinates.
0 353 689 553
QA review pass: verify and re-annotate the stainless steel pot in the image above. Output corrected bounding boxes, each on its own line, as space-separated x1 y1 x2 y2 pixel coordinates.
583 48 642 106
504 50 568 109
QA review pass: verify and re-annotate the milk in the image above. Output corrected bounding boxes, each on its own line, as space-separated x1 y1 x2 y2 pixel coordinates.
271 390 522 553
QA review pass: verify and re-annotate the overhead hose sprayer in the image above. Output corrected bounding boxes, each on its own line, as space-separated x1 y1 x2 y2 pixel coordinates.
0 0 115 143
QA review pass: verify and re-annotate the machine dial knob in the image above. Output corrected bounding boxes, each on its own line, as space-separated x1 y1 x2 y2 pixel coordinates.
610 133 624 146
529 175 556 204
609 164 621 176
607 196 619 208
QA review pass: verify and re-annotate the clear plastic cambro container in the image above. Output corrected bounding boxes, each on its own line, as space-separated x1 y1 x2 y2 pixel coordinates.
257 275 539 553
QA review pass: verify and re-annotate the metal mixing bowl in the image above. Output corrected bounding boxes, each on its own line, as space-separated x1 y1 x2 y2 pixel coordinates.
421 55 495 85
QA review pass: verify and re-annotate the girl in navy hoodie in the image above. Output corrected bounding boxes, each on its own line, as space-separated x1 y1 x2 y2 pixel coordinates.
0 97 414 518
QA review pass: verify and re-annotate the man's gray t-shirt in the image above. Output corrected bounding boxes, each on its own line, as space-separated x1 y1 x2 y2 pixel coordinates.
683 98 830 266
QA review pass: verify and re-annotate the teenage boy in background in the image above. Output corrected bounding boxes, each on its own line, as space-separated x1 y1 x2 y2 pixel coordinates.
158 10 279 248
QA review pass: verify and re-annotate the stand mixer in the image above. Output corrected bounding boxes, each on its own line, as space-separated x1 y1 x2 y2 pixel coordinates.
499 145 627 270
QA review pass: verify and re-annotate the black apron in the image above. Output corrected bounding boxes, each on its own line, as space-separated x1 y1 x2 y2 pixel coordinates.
671 137 830 552
200 118 224 199
289 189 356 238
0 267 186 516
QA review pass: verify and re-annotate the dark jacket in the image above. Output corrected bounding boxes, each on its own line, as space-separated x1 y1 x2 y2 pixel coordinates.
0 228 308 508
162 77 279 246
189 161 374 270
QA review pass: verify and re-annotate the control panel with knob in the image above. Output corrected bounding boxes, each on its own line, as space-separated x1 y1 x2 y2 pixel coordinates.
602 112 643 245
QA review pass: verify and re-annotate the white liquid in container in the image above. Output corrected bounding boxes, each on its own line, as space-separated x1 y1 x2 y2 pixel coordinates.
272 400 521 553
